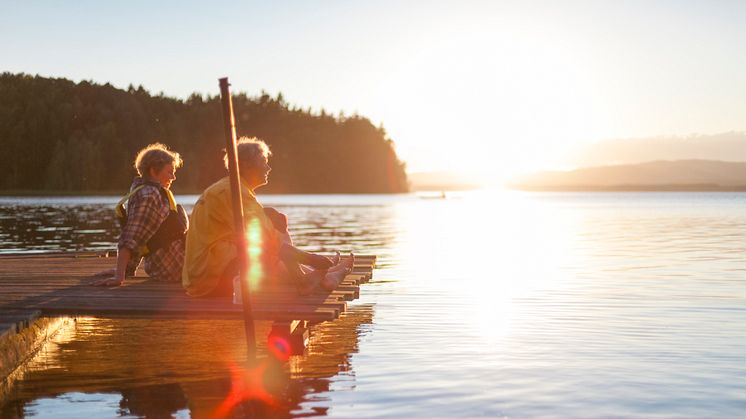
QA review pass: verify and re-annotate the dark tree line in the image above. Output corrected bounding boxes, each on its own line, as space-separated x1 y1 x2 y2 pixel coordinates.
0 72 409 194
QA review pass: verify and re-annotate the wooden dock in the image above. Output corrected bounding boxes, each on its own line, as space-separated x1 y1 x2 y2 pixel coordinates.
0 252 375 333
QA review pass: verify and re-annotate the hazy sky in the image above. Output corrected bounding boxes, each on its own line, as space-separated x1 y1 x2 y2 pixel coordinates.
3 1 746 180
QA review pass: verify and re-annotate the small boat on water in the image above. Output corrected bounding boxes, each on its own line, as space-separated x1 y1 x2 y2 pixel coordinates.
418 191 448 199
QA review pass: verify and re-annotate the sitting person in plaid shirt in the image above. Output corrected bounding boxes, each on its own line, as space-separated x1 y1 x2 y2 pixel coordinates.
92 143 188 286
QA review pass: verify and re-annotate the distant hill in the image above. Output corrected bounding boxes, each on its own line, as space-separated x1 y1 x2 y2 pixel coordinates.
509 160 746 191
0 72 408 194
571 132 746 167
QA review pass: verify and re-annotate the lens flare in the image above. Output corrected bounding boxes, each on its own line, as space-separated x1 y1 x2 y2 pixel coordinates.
247 217 263 288
211 361 279 418
267 335 291 362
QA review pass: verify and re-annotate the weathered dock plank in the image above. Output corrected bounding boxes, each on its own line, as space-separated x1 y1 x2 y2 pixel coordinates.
0 314 74 401
0 253 375 323
0 310 41 341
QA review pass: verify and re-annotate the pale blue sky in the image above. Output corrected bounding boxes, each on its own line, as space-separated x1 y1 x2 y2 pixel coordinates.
3 1 746 178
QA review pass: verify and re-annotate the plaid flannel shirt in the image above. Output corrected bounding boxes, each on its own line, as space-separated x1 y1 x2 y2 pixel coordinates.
118 178 185 282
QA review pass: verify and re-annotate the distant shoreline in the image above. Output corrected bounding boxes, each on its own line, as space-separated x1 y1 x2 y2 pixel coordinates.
509 184 746 192
6 185 746 196
410 185 483 192
0 189 408 197
509 160 746 193
0 190 124 197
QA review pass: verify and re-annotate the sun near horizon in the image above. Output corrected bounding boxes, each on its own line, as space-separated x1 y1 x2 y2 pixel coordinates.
3 2 746 190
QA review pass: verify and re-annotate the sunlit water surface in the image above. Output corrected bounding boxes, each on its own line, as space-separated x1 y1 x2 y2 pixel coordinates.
1 191 745 417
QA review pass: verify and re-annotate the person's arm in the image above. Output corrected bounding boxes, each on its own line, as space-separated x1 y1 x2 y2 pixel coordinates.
279 242 333 269
92 247 131 286
113 247 132 284
93 189 160 287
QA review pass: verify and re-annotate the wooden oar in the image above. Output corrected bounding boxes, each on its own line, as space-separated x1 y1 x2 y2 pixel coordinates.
219 77 257 362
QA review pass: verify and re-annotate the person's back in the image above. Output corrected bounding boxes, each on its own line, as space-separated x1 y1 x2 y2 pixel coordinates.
182 176 278 297
121 176 187 281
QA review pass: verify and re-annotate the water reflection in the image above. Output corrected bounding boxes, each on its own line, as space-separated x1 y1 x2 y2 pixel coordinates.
0 204 117 253
0 196 397 257
3 192 746 417
2 305 374 418
0 196 389 417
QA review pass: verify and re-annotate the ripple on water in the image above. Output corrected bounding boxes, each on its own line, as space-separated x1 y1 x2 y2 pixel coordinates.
1 192 746 418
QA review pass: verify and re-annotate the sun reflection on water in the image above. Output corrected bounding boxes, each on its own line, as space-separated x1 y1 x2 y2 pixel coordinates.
392 189 587 343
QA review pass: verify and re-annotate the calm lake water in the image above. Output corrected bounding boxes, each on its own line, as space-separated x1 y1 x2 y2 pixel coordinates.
1 191 745 418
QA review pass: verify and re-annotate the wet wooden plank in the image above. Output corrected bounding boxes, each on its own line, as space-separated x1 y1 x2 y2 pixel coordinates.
0 253 374 323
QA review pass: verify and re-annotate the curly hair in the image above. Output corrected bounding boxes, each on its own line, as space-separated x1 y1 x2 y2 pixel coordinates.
224 137 272 170
134 143 183 177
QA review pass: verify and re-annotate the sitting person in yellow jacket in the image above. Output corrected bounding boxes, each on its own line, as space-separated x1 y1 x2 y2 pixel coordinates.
182 137 352 297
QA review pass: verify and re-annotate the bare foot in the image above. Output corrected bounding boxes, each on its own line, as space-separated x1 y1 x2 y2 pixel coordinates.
296 269 326 296
329 252 354 273
320 268 349 291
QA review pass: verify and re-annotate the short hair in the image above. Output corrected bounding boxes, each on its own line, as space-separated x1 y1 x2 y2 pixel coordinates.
224 137 272 170
134 143 183 177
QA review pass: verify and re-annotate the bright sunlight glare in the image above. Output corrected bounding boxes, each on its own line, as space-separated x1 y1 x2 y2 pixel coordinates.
381 13 616 182
393 190 585 342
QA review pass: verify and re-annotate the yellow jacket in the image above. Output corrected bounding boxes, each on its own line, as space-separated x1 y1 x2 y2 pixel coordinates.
182 177 278 297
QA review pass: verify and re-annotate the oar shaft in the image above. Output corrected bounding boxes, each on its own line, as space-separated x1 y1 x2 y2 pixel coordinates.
219 77 256 362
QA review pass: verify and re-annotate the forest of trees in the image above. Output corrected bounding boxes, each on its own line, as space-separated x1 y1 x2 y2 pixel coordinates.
0 72 409 194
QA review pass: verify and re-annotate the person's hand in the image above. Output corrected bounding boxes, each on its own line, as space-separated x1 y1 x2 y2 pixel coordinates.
278 244 334 269
90 276 124 287
90 268 116 279
302 252 333 269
